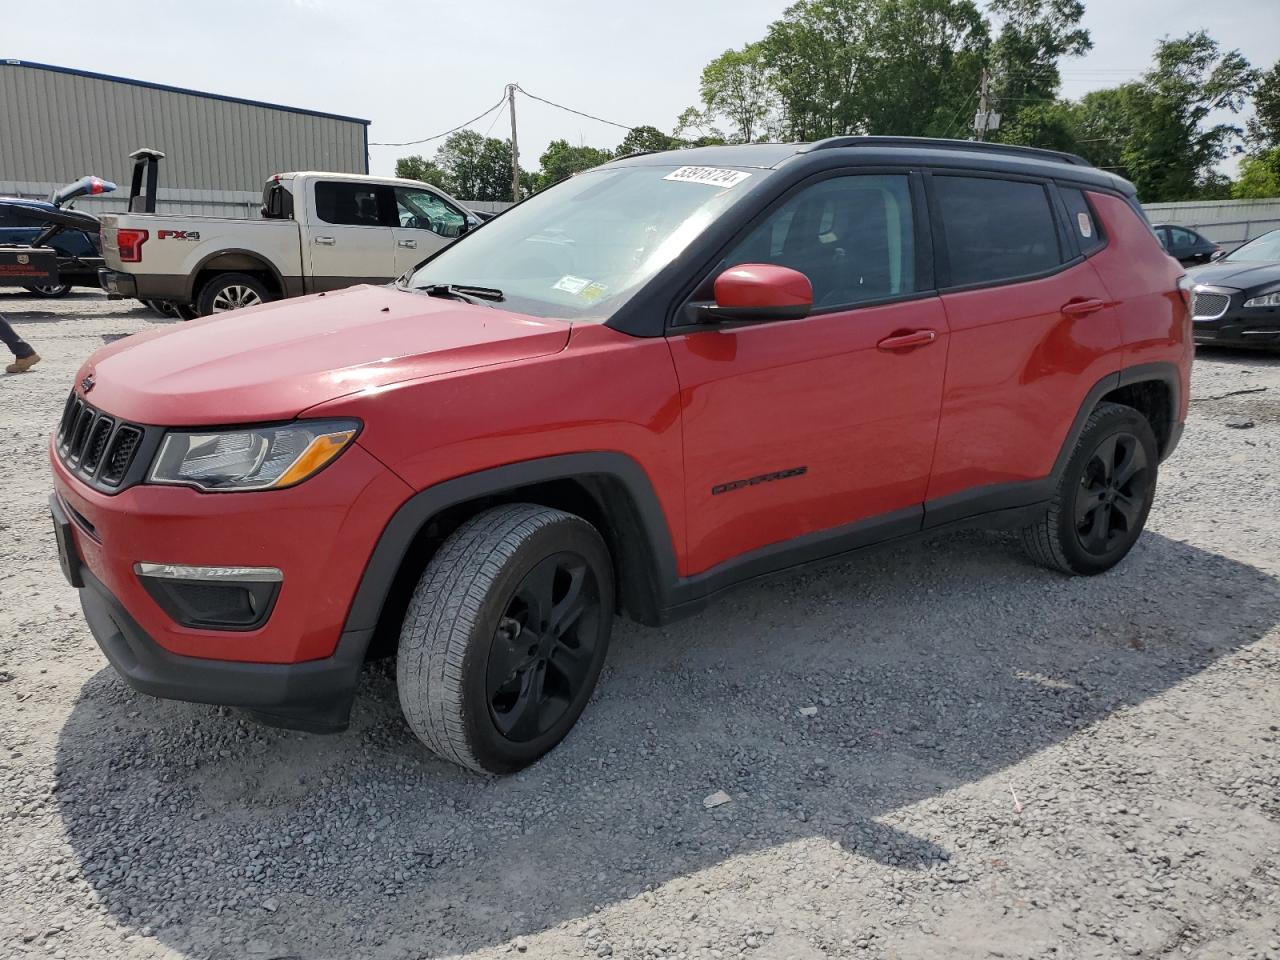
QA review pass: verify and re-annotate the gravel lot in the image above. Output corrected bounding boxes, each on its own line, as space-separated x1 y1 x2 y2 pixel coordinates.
2 290 1278 960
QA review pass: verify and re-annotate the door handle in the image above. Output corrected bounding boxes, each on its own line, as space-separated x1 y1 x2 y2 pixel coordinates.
877 329 937 351
314 236 336 246
1061 297 1106 316
397 239 417 249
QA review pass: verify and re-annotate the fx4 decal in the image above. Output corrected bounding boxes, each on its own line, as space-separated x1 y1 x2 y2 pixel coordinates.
157 230 201 241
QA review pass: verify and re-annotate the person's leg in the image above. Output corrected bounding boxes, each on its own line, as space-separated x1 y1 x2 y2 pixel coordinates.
1 314 40 372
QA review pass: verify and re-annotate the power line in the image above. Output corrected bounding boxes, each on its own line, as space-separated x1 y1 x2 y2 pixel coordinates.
515 85 636 132
368 93 507 147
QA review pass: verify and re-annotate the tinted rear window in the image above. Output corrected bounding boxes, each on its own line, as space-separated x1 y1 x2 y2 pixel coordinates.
935 176 1061 286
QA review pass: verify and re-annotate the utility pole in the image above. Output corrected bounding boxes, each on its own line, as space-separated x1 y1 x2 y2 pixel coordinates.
508 83 521 203
976 67 991 141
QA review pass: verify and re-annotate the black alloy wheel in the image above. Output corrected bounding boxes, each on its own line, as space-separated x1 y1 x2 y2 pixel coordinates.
486 552 602 742
1021 401 1159 576
1073 431 1150 556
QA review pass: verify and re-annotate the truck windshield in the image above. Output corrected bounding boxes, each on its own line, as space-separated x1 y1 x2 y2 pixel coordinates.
403 164 764 320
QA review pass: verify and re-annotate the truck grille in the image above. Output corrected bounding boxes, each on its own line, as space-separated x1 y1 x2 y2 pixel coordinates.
56 391 149 490
1192 292 1230 320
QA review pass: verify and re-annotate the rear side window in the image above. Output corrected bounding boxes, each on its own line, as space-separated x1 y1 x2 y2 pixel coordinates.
1060 187 1106 256
314 181 387 227
721 174 917 309
935 176 1061 286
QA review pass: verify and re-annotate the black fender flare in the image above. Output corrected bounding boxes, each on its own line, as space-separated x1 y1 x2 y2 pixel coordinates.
923 361 1184 529
341 452 680 636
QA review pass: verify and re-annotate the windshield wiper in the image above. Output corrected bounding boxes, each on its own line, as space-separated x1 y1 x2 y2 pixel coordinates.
418 283 505 303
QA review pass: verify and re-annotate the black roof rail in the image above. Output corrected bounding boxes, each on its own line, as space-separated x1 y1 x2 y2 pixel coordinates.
797 135 1092 167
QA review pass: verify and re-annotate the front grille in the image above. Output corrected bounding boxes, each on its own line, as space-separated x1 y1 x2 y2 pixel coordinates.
1192 292 1230 320
55 391 149 491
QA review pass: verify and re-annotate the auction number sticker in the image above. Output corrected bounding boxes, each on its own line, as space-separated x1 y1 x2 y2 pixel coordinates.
1077 212 1093 238
663 166 752 188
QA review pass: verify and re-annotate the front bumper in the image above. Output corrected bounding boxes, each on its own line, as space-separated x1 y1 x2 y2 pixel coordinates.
1192 289 1280 348
51 431 414 728
78 561 369 732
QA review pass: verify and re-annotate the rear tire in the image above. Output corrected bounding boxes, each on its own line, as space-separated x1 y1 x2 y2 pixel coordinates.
397 504 614 774
1021 401 1158 575
195 273 273 316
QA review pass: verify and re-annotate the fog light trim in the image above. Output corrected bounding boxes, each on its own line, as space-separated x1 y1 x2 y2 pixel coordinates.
134 562 283 583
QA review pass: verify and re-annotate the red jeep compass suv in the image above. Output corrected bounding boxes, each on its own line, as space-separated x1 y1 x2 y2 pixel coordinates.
50 138 1191 773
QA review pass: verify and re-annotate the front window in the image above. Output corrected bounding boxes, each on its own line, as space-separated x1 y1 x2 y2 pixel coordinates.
403 165 765 320
396 187 467 239
1224 229 1280 263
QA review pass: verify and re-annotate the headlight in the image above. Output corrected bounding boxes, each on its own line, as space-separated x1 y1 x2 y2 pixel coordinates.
1243 293 1280 308
148 420 359 491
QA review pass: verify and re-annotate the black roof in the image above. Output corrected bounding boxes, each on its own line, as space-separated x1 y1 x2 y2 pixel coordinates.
610 136 1134 195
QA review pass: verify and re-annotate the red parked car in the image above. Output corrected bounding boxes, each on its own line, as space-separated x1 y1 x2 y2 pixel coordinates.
50 138 1191 773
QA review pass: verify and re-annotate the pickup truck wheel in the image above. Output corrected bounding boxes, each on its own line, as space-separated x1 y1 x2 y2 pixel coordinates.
1021 402 1158 576
397 504 614 774
196 273 272 316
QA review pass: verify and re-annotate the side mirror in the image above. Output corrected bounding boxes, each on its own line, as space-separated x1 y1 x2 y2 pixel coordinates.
695 264 813 324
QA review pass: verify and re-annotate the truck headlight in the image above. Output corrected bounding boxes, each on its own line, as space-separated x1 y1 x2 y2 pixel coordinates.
148 420 359 491
1243 293 1280 308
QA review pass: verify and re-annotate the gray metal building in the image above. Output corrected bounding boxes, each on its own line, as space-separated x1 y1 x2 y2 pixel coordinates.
0 60 369 218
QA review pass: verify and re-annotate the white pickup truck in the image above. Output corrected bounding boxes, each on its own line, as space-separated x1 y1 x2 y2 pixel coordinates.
99 165 479 317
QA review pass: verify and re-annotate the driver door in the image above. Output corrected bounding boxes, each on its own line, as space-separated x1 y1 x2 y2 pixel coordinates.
392 186 468 276
667 172 948 576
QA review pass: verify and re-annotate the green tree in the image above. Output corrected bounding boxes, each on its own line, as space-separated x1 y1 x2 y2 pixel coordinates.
988 0 1091 133
1115 32 1256 201
616 125 677 155
672 107 728 147
432 131 527 202
394 154 448 189
698 43 778 142
1246 62 1280 147
536 139 613 190
1233 147 1280 198
756 0 988 140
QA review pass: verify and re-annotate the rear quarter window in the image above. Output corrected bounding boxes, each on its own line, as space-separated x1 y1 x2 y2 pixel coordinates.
934 175 1061 287
1060 187 1106 256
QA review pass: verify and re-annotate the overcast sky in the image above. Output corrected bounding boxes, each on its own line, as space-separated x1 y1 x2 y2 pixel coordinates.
9 0 1279 181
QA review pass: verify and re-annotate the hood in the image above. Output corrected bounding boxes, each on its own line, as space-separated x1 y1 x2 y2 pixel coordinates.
77 285 570 425
1188 259 1280 290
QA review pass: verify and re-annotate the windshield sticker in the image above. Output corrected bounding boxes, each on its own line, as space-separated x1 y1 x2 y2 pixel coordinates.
553 275 591 295
1078 212 1093 238
579 281 608 303
663 166 752 189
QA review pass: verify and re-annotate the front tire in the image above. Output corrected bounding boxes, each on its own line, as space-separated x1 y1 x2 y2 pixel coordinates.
196 273 273 316
1021 401 1158 575
397 504 615 774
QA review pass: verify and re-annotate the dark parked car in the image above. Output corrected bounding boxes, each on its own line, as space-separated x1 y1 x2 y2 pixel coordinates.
0 197 104 296
1189 229 1280 349
1153 223 1222 266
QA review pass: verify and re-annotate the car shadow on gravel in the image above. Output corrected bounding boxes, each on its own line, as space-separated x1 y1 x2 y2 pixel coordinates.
55 529 1280 959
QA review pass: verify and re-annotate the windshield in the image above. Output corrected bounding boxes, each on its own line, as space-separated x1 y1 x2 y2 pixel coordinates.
403 164 763 320
1224 229 1280 263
